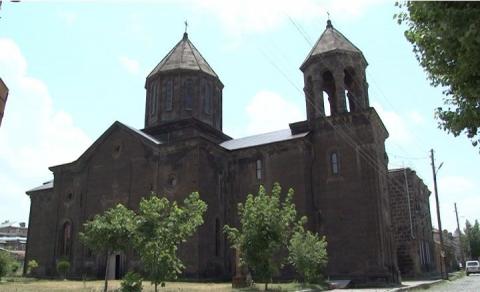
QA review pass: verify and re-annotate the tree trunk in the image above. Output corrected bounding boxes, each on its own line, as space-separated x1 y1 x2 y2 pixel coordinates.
265 281 268 291
155 282 158 292
104 252 110 292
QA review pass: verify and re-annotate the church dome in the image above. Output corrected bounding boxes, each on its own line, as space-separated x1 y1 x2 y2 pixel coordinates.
147 32 219 80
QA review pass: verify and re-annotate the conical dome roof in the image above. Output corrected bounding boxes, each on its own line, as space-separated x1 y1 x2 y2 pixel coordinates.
300 20 366 71
147 32 218 79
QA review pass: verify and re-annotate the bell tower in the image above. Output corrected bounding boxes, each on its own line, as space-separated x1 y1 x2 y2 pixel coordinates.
143 32 225 141
300 20 369 120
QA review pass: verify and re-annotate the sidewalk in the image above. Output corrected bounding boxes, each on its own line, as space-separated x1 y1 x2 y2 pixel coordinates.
330 279 443 291
331 271 463 291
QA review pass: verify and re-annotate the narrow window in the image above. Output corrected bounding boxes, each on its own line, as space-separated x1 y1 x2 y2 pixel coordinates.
330 152 339 175
256 159 262 180
204 82 212 114
164 80 173 111
150 82 158 116
62 221 72 256
184 79 193 110
215 218 221 257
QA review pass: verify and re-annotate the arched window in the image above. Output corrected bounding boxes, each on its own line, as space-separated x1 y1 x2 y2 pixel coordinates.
62 221 72 256
344 69 356 112
330 152 339 175
183 79 193 110
204 82 212 114
215 218 221 257
164 80 173 111
322 71 336 115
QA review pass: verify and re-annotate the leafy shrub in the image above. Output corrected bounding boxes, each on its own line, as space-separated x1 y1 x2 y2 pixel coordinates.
120 271 143 292
56 259 70 280
0 251 14 280
10 261 20 274
288 229 328 284
27 260 39 275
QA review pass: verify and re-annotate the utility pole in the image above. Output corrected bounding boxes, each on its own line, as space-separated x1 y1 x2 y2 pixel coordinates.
431 149 447 280
455 203 465 267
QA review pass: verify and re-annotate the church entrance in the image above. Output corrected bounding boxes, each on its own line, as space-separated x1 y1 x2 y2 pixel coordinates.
106 253 123 280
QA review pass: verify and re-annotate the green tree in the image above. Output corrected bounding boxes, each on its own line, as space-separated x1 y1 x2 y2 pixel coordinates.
134 192 207 292
0 251 14 280
464 220 480 260
224 183 306 290
396 2 480 150
26 260 39 276
80 204 136 292
120 271 143 292
288 228 328 284
56 259 70 280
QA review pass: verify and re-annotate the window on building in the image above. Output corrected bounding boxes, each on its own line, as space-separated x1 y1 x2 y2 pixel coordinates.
150 82 158 116
62 221 72 256
204 82 212 114
256 159 262 180
330 152 339 175
184 79 193 110
164 79 173 111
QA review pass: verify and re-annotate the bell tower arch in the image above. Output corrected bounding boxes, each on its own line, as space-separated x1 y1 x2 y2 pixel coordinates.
301 20 369 120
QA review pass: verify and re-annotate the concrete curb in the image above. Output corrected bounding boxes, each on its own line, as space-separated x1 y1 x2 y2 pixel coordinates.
388 279 444 291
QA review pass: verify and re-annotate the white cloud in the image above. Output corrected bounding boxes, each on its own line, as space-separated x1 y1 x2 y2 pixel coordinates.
119 56 140 75
429 176 479 232
57 11 77 26
408 111 425 125
373 102 412 146
437 176 475 197
244 90 304 135
0 38 91 223
190 0 385 37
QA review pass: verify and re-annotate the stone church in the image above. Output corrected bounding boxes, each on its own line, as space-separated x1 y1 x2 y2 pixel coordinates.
25 20 400 284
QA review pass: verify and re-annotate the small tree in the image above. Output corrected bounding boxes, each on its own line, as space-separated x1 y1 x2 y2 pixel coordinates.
56 259 70 280
0 251 13 280
224 183 306 290
464 219 480 260
288 228 328 284
120 271 143 292
26 260 39 275
134 192 207 292
80 204 136 292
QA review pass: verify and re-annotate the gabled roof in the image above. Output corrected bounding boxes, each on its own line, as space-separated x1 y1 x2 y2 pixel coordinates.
147 33 218 79
49 121 161 172
301 20 366 70
220 129 309 151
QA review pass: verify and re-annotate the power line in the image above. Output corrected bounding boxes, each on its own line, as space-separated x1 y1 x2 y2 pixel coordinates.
261 16 429 198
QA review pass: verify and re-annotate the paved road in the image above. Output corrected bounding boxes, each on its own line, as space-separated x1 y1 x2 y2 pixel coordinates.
418 274 480 291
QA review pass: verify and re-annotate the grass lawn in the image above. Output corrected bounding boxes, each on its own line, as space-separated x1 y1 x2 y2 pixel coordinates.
0 278 326 292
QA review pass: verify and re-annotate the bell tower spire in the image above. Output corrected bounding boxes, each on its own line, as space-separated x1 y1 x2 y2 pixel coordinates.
301 20 369 120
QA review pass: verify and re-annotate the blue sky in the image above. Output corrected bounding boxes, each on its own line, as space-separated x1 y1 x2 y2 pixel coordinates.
0 0 479 233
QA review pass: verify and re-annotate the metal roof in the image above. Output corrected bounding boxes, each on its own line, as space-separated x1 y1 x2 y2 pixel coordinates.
220 129 309 151
123 123 161 145
27 180 53 193
147 33 218 79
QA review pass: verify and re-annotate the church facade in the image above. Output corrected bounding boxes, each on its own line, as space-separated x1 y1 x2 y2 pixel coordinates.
25 21 400 284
